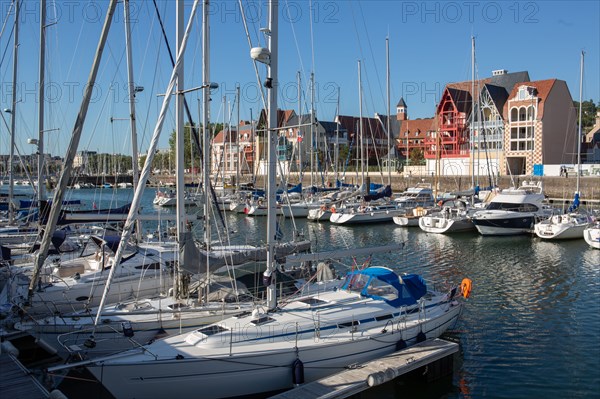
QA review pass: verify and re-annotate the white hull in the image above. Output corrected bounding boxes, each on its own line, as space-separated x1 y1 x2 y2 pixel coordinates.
281 202 322 218
307 208 332 222
534 214 590 240
80 266 466 399
87 302 461 399
583 224 600 249
419 215 474 234
330 208 404 225
16 301 254 360
393 215 420 226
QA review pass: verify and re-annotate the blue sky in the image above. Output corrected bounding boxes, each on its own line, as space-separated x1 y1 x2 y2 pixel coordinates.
1 0 598 158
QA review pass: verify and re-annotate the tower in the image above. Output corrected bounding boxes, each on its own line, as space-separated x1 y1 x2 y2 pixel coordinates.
397 97 407 121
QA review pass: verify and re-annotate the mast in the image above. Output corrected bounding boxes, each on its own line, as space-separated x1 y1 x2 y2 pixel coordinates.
90 0 200 330
310 72 315 189
28 0 119 301
297 71 302 183
386 36 391 186
358 60 365 193
236 84 240 186
470 35 475 190
174 0 186 299
124 0 141 240
37 0 46 206
335 86 340 185
265 0 278 310
576 51 584 197
8 0 19 224
202 0 212 301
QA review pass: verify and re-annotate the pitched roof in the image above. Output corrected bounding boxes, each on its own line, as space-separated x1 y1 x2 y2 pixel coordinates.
398 118 436 138
397 97 407 107
212 124 253 144
503 79 558 118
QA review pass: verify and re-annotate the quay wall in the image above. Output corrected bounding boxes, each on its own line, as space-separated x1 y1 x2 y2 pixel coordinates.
143 173 599 203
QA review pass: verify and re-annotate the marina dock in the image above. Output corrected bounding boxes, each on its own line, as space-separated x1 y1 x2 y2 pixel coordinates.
0 351 50 399
270 338 458 399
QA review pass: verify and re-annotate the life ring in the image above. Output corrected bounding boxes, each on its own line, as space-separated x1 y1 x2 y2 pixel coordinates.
331 206 336 213
437 200 443 207
460 278 472 299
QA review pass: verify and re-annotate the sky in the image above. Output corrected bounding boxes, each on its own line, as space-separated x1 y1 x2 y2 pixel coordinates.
0 0 599 158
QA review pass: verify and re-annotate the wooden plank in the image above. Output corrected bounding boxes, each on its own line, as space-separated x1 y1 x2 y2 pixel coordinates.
270 338 458 399
0 353 49 399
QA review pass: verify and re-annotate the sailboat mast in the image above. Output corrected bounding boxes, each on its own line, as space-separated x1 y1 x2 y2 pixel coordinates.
124 0 141 240
576 51 584 195
91 0 200 329
296 72 302 182
37 0 46 205
358 60 365 193
310 72 315 189
29 0 119 301
386 36 391 186
202 0 211 253
265 0 279 310
236 84 240 186
8 0 19 224
470 35 475 191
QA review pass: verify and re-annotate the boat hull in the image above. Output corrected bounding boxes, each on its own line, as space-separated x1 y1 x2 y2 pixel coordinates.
87 304 461 399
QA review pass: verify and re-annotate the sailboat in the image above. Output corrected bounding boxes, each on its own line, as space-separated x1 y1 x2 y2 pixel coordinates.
72 3 470 398
534 51 592 240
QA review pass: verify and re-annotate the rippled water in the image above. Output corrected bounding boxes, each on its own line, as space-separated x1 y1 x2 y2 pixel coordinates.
14 187 600 398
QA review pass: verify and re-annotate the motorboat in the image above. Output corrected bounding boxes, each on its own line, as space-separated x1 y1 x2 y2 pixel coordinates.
418 199 475 234
471 181 552 236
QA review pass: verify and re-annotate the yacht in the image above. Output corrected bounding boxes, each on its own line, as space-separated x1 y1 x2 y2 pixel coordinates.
471 181 552 236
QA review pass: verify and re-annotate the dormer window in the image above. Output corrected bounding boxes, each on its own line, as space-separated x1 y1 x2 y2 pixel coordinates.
517 86 536 101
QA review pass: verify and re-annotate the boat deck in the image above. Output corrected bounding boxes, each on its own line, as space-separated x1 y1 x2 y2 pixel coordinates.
269 338 458 399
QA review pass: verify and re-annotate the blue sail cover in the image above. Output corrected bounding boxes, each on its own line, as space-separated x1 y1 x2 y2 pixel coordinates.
568 192 580 212
342 267 427 307
363 185 392 202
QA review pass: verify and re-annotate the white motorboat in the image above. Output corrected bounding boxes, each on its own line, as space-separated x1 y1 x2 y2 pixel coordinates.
418 199 475 234
583 221 600 249
471 181 552 236
77 266 468 399
393 206 432 227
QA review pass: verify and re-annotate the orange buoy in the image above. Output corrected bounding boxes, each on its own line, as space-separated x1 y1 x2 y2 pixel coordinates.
331 206 336 213
460 278 472 298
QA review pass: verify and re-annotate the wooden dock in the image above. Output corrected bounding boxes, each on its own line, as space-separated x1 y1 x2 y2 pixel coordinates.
0 352 50 399
269 338 458 399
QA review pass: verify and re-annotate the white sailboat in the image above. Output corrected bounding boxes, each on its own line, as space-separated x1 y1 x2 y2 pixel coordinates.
71 4 470 398
534 51 591 240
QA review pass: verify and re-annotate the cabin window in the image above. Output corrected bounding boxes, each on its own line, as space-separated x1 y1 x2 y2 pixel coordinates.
197 325 228 336
366 278 398 301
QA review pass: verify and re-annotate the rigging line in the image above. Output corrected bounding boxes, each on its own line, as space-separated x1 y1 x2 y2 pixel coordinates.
357 1 384 112
309 0 315 74
284 0 306 78
0 19 14 69
0 0 14 43
238 0 267 113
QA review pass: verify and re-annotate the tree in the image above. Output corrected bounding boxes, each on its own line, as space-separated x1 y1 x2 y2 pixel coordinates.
573 99 598 132
409 148 424 165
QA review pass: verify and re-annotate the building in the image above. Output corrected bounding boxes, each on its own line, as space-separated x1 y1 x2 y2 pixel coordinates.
503 79 577 175
211 121 256 180
395 97 435 166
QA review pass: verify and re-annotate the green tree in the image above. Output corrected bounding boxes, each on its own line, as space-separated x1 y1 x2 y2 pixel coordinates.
573 99 598 132
409 148 424 165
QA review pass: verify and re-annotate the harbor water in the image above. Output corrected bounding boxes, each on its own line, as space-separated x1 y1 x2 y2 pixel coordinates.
6 186 600 398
